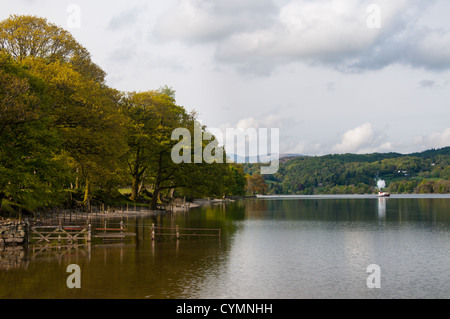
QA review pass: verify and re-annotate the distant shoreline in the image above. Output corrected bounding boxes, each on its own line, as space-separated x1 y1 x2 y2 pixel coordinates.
257 193 450 199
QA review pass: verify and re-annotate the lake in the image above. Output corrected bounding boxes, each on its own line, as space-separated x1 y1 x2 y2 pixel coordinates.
1 194 449 299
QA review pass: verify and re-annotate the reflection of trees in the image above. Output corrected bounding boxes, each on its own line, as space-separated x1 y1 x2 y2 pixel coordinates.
242 197 450 225
255 198 379 222
416 198 450 224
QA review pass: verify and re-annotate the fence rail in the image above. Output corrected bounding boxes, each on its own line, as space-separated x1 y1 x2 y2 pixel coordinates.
150 224 221 240
29 224 89 245
27 221 220 245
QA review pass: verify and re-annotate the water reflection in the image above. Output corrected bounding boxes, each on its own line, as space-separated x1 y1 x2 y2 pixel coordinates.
0 246 28 271
1 196 449 299
0 244 93 272
377 197 387 219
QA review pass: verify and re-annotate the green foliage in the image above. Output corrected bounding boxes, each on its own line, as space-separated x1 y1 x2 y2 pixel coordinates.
246 174 268 195
0 14 247 217
0 52 70 217
247 147 450 195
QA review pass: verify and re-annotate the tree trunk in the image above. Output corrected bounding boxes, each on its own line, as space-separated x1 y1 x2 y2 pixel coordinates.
151 153 163 210
83 178 90 210
151 180 161 211
75 167 79 189
137 175 146 195
131 175 139 201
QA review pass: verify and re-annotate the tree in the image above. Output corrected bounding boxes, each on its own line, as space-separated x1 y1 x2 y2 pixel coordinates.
158 85 176 100
0 53 41 136
21 57 128 207
0 52 69 218
0 15 105 83
246 174 268 195
123 90 195 207
0 15 130 209
226 164 247 196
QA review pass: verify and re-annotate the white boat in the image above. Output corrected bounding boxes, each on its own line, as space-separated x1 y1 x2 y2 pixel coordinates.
378 191 390 197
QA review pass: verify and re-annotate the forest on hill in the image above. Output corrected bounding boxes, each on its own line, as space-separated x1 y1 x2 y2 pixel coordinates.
244 147 450 195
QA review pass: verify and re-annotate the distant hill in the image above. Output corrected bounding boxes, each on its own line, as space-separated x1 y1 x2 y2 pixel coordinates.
243 147 450 195
409 147 450 158
229 153 303 164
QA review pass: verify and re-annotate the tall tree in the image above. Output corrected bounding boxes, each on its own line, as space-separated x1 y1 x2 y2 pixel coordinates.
246 174 268 195
0 14 130 208
24 58 127 206
123 90 195 207
0 52 68 217
0 14 105 83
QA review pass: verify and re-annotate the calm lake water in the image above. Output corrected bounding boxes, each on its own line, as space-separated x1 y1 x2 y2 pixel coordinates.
1 194 449 299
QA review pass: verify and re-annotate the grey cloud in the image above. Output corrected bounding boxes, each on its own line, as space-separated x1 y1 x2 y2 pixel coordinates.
419 80 437 88
109 44 137 62
108 6 145 30
326 82 336 91
153 0 450 75
153 0 278 44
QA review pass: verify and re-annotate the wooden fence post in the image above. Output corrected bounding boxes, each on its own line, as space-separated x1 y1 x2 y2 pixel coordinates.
25 218 30 245
87 224 91 243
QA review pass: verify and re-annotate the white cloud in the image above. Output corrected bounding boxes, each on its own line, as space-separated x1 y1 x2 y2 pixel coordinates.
414 127 450 150
332 123 374 154
235 114 284 130
331 123 395 154
287 141 322 156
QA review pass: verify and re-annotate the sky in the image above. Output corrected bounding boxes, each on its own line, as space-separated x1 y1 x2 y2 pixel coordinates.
1 0 450 156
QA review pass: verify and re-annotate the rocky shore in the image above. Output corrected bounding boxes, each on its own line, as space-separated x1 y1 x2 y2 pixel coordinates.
0 220 27 246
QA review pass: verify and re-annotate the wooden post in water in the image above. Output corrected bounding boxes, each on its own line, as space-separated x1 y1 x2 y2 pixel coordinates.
87 224 91 242
25 219 30 245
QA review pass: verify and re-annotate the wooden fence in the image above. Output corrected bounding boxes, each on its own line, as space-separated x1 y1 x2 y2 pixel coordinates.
28 224 89 245
149 224 221 241
27 222 220 245
28 222 135 245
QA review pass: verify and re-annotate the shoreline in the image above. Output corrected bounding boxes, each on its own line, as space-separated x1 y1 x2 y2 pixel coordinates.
0 198 236 226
